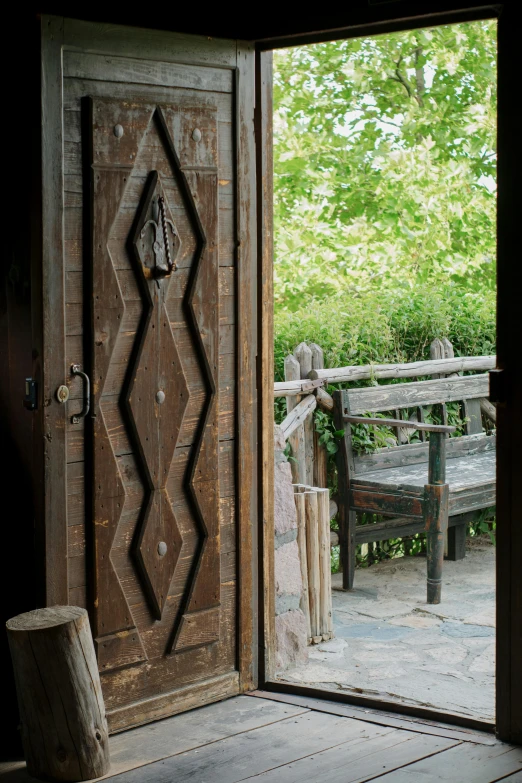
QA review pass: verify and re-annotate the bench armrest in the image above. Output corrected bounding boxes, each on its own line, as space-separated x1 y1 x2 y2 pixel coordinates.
344 415 456 434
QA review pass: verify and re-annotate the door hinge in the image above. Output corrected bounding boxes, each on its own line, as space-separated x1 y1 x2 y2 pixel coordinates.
23 378 38 411
488 368 506 405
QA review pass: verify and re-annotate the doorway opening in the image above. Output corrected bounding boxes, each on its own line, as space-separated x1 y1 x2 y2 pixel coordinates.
269 18 498 727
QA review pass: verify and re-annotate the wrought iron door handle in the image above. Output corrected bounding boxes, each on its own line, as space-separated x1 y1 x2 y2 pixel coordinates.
71 365 90 424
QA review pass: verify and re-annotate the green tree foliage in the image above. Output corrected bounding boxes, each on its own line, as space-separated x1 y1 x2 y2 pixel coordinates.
274 21 497 307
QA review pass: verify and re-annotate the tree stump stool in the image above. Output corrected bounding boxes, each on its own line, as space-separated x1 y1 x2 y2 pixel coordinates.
6 606 110 782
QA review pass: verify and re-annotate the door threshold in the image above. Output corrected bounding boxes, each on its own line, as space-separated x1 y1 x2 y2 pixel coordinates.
258 680 495 736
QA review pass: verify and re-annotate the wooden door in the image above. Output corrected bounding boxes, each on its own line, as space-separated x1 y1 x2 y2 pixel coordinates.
41 17 257 731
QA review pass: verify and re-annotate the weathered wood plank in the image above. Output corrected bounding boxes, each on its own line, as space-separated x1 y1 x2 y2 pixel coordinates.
250 732 459 783
100 710 396 782
106 696 309 777
311 356 495 384
374 740 522 781
236 42 257 693
280 394 317 441
40 15 68 606
353 433 495 476
285 354 306 484
274 378 325 396
257 48 276 683
248 691 497 745
64 51 234 93
63 16 238 68
343 375 489 415
294 343 314 485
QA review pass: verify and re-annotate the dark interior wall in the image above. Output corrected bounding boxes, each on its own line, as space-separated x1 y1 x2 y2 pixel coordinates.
8 2 503 42
0 44 38 764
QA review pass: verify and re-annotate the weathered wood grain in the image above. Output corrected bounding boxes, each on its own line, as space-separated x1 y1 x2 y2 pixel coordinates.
294 342 315 485
280 394 316 440
256 49 276 683
343 374 489 415
310 355 495 384
7 607 110 780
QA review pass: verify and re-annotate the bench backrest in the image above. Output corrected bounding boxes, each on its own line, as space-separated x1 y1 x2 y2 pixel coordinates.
335 374 493 478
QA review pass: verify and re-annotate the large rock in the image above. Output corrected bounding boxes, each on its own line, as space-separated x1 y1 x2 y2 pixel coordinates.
275 610 309 671
275 539 303 598
274 461 297 537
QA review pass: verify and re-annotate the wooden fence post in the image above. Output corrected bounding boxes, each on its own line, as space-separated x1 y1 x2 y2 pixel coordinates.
304 490 322 643
316 487 333 640
293 487 311 642
284 354 306 483
310 343 328 489
294 343 314 486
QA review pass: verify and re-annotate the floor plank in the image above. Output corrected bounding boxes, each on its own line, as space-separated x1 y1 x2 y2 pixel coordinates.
246 731 458 782
102 711 396 782
373 741 522 782
250 691 497 745
0 696 309 782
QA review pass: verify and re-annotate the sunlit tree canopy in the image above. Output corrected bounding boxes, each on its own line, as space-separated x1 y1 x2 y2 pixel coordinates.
273 21 497 308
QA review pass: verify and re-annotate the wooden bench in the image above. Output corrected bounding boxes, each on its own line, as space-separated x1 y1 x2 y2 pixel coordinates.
333 373 495 604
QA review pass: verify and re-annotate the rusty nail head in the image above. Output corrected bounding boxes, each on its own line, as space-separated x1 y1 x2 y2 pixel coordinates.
113 124 124 138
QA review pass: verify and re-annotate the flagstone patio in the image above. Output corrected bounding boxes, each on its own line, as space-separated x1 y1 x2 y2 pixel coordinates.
278 537 495 723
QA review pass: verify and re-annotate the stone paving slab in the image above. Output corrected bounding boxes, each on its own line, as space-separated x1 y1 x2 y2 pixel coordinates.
278 539 495 722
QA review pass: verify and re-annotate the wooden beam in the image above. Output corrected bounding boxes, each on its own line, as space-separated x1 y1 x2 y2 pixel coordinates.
280 395 316 441
308 355 496 385
274 378 325 397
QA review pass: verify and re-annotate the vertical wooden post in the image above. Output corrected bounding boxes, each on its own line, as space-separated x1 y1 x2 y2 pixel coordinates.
304 490 321 643
430 337 453 555
316 487 333 640
310 344 328 489
284 354 306 483
293 488 311 641
333 390 357 590
425 432 449 604
294 343 314 486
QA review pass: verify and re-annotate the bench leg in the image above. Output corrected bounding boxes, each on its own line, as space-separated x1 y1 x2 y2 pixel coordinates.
446 524 466 561
342 509 357 591
424 483 449 604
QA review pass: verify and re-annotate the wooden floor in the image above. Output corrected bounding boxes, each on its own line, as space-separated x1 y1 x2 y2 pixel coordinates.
1 691 520 782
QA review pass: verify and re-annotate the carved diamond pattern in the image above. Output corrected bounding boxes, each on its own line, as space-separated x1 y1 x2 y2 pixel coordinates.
126 153 189 621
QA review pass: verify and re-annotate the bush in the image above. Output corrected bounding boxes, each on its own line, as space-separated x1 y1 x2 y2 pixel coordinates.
275 283 495 384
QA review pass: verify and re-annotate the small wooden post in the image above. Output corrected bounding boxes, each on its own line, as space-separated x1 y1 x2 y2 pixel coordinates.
316 487 334 640
294 487 311 641
304 490 321 643
285 354 306 483
310 344 328 489
294 342 314 486
6 606 110 782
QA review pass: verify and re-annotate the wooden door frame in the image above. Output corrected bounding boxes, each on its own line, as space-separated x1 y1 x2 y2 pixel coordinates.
36 15 259 704
256 3 522 744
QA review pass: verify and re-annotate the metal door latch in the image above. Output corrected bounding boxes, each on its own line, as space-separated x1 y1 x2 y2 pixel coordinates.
23 378 37 411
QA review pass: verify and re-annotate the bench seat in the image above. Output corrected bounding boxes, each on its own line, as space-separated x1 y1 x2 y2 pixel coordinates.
352 449 496 514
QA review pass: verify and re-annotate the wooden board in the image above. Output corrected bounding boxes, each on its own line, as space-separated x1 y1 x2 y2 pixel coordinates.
374 741 522 781
343 375 489 416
